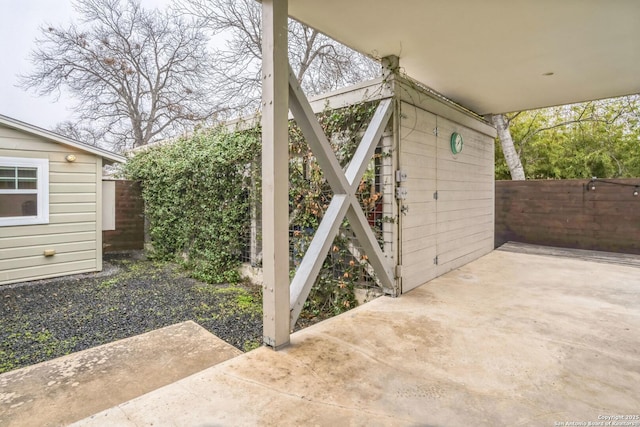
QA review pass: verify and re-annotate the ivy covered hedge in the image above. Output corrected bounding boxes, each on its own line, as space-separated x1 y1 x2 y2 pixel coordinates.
125 127 260 283
125 102 383 316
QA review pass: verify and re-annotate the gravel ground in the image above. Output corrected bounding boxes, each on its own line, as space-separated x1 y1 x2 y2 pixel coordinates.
0 252 266 374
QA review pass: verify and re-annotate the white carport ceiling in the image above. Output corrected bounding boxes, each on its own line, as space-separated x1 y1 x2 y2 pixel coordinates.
288 0 640 115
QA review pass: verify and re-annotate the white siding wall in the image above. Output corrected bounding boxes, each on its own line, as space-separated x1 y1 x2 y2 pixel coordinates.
399 100 494 293
399 104 438 291
434 116 494 276
0 126 101 285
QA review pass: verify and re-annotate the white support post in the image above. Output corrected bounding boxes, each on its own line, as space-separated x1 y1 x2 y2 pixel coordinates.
382 55 401 296
381 55 399 84
381 131 396 278
261 0 290 350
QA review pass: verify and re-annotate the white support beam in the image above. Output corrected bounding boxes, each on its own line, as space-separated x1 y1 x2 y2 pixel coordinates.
261 0 290 350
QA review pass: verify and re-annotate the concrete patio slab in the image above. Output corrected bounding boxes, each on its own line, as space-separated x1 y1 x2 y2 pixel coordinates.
73 249 640 426
0 321 241 427
498 241 640 268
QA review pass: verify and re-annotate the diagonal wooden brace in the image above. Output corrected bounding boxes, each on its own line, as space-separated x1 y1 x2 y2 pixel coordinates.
287 67 395 327
289 195 351 324
288 67 349 193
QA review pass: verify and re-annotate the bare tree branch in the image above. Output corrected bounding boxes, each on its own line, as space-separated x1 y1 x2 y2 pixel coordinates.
20 0 221 150
176 0 380 117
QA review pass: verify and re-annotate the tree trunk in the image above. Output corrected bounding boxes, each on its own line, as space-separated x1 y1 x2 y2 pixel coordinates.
491 114 525 180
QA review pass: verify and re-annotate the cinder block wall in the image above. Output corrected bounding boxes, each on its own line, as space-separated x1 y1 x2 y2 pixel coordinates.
495 179 640 254
103 180 144 252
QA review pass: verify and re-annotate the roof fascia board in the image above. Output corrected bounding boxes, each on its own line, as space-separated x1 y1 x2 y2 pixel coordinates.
396 76 497 138
0 114 126 164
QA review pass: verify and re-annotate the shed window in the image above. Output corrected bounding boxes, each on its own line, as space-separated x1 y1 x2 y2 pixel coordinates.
0 157 49 226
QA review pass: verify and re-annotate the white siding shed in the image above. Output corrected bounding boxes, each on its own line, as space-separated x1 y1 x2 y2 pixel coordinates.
306 74 496 295
0 114 125 286
396 79 496 293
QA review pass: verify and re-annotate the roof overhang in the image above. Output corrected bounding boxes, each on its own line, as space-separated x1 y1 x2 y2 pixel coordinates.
288 0 640 115
0 114 125 164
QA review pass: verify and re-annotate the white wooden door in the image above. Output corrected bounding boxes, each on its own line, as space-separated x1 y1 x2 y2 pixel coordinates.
399 102 438 292
398 105 495 293
434 117 494 276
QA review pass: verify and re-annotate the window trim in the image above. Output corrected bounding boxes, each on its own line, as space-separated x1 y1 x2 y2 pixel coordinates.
0 156 49 226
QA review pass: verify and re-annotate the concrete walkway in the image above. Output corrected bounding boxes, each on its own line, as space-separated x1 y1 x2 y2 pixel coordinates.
73 249 640 426
0 321 241 427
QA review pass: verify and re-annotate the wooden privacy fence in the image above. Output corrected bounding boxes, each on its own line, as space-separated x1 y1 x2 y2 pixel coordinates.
495 178 640 254
102 180 144 252
106 178 640 258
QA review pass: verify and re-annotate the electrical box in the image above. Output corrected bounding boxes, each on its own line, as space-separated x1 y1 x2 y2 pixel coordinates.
395 170 408 182
396 187 408 200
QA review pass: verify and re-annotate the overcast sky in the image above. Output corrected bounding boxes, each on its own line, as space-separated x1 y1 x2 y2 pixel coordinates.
0 0 169 130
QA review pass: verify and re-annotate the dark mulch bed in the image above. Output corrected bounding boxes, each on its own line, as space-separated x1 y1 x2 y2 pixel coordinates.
0 253 266 374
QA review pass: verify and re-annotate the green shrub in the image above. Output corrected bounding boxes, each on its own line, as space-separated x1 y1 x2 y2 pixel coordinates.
125 127 259 283
126 101 383 317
